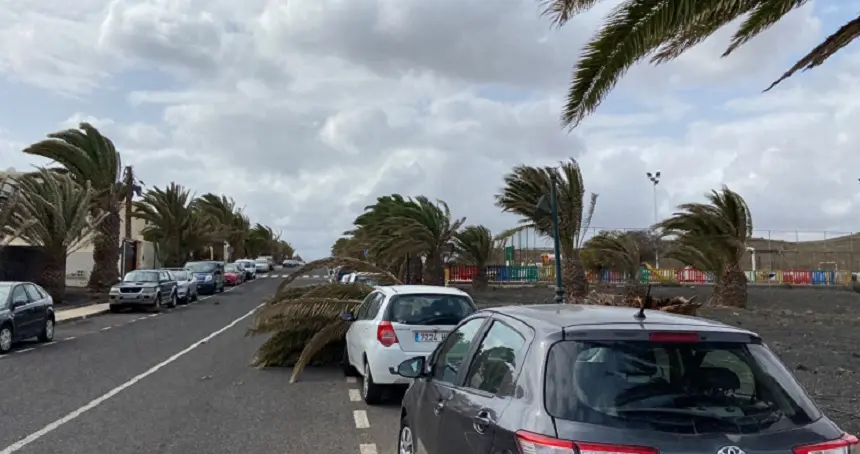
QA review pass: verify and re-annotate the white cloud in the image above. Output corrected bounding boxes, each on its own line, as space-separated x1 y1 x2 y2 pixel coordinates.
0 0 858 258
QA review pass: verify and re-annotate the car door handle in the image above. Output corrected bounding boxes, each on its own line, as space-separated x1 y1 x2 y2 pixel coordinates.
472 411 492 434
433 401 445 415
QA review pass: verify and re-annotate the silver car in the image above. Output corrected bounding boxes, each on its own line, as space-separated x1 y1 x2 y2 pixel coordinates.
165 269 198 304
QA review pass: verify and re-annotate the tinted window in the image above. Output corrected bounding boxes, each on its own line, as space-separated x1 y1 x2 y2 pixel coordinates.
386 294 476 326
169 270 188 281
464 321 527 395
124 271 159 282
23 284 42 301
544 340 820 434
367 294 383 319
225 264 239 272
432 317 485 384
11 285 29 303
185 262 217 273
0 284 11 307
33 285 49 299
357 293 377 319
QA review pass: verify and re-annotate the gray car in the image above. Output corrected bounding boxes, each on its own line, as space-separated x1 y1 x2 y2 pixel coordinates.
392 304 856 454
109 269 178 312
163 268 198 304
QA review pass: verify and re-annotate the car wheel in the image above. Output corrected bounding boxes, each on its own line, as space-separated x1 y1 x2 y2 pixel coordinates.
398 417 415 454
169 292 178 308
152 294 162 312
0 324 13 354
37 317 54 342
192 290 198 302
361 360 384 405
342 348 358 377
109 305 121 313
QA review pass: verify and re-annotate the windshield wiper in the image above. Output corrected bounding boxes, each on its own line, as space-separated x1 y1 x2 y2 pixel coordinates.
615 408 728 419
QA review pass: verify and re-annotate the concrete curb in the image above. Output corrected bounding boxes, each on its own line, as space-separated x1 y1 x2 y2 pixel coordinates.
56 308 111 325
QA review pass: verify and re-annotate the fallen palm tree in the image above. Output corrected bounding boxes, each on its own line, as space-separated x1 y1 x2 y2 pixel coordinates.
275 256 399 295
584 285 701 316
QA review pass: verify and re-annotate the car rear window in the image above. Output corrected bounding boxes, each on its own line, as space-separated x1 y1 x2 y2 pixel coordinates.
385 294 476 326
169 271 187 280
225 265 238 272
544 339 820 434
185 262 216 273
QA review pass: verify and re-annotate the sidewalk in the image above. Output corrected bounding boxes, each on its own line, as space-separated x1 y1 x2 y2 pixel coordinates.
56 303 111 325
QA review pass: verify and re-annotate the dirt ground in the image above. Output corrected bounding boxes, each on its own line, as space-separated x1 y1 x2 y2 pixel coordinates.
458 284 860 434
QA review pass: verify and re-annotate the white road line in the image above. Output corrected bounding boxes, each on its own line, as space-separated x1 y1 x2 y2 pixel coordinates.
148 314 158 318
43 342 56 346
100 326 111 331
15 348 34 354
346 377 357 384
353 410 370 429
359 444 378 454
348 389 361 402
62 337 76 341
0 303 265 454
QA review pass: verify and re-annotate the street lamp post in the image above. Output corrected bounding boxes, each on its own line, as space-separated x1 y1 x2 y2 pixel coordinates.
537 173 565 304
647 171 661 269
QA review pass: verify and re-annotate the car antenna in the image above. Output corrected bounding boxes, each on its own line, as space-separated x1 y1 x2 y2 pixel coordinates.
634 284 653 320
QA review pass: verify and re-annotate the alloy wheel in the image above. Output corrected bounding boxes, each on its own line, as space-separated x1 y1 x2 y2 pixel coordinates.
45 319 54 340
363 363 370 398
399 425 414 454
0 327 11 352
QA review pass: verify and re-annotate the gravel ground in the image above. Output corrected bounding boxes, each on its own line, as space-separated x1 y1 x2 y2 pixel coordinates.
458 284 860 434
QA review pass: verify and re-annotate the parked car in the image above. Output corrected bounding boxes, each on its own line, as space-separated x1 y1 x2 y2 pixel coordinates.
109 269 178 313
342 285 477 404
257 256 275 271
0 281 55 354
235 259 257 280
184 261 225 294
224 264 244 286
164 268 198 304
253 258 270 274
341 272 384 286
282 259 300 268
334 267 354 283
391 304 859 454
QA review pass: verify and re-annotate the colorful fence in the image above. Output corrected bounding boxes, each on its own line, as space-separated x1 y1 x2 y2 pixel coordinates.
444 265 853 286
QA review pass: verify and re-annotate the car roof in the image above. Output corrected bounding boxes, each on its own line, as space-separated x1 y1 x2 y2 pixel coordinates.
376 285 470 297
0 281 23 286
483 304 755 336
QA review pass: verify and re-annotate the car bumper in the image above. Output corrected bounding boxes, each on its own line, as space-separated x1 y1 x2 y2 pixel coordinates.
365 345 429 385
225 278 240 285
197 282 217 293
109 293 158 307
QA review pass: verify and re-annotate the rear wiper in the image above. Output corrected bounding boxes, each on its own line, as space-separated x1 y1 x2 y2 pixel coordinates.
615 407 728 420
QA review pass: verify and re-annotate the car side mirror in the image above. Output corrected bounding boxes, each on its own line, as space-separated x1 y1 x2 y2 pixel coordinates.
11 298 27 309
390 356 426 379
341 312 356 322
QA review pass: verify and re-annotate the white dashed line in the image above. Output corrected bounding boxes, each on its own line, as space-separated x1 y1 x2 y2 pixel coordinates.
100 326 112 331
359 444 378 454
348 389 361 402
346 376 357 384
148 314 158 318
63 337 76 341
353 410 370 429
0 303 265 454
15 348 34 354
43 342 56 346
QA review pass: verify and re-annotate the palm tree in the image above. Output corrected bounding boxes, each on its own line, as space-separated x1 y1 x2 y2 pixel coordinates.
542 1 860 128
23 123 125 291
331 237 368 260
245 223 276 258
195 193 241 260
5 169 106 301
583 231 642 299
655 186 752 308
350 195 465 285
453 225 495 290
0 175 32 249
495 159 597 301
133 183 211 267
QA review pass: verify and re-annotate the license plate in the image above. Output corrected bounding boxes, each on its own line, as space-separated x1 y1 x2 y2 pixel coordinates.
414 331 444 342
121 295 139 300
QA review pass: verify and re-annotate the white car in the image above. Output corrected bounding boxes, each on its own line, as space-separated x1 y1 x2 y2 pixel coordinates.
235 260 257 280
341 272 383 286
253 258 270 273
342 285 478 404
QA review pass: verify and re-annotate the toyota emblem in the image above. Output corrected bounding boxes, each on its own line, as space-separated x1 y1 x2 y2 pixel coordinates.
717 447 745 454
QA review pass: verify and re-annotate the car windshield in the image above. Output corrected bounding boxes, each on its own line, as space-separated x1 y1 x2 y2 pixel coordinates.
185 262 216 273
168 270 187 280
0 284 11 306
225 264 238 272
255 259 267 264
385 294 476 325
544 340 820 435
123 271 159 283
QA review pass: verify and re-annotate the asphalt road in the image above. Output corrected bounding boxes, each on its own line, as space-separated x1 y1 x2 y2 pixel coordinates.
0 267 403 454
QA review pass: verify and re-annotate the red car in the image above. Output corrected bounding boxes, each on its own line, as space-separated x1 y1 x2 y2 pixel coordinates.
224 264 244 286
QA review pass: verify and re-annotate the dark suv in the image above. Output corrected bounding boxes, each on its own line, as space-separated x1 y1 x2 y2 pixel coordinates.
393 304 856 454
183 261 225 295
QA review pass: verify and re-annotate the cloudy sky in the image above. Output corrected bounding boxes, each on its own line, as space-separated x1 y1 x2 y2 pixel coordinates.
1 0 859 258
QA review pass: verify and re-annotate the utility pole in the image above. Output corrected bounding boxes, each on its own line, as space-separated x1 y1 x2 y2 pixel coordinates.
123 166 134 240
646 171 661 268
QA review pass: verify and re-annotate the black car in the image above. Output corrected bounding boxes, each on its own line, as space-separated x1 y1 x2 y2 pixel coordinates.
184 261 225 295
0 281 55 354
392 304 857 454
109 270 178 312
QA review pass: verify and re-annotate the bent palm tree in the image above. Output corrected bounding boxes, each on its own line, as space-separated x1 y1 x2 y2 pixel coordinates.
133 183 211 267
584 231 642 299
7 169 106 301
0 175 33 249
453 225 495 290
495 159 597 300
23 123 124 291
542 0 860 128
655 186 752 308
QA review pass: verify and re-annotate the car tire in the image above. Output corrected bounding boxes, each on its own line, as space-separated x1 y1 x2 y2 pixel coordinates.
342 348 358 377
169 292 178 308
37 316 55 342
192 291 198 302
152 294 163 312
109 305 121 313
0 324 13 354
361 360 385 405
398 416 415 454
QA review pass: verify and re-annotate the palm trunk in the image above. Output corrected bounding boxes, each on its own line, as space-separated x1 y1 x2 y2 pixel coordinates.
717 262 747 308
562 251 589 302
623 268 642 304
88 209 120 292
42 251 66 303
471 266 489 291
423 255 444 285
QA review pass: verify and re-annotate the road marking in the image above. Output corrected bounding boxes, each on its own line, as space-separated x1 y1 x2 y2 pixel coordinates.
43 341 56 346
349 389 361 402
359 444 378 454
346 377 357 384
63 337 76 341
353 410 370 429
15 348 34 354
0 303 265 454
100 326 111 331
148 314 158 318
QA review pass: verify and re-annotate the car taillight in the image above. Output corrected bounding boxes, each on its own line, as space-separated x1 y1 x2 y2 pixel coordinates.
377 321 398 347
794 434 859 454
649 332 700 342
515 431 657 454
